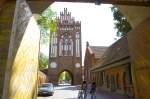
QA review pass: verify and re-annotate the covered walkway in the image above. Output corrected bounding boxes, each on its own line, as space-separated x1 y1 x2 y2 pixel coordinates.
86 90 133 99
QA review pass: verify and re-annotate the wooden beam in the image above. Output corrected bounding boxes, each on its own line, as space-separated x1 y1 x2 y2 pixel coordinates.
0 0 6 11
55 0 150 6
1 0 150 7
100 0 150 6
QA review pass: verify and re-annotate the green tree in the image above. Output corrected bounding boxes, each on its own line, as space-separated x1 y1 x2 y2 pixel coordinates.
59 71 72 83
111 6 132 37
37 6 56 70
39 53 49 70
65 72 71 81
37 6 56 45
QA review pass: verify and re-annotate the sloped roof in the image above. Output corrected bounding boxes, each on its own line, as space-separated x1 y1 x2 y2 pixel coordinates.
89 46 108 58
38 71 47 78
100 36 130 66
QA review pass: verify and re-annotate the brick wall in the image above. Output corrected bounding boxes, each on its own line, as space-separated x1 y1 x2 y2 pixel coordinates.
84 48 93 83
48 56 82 85
91 63 134 97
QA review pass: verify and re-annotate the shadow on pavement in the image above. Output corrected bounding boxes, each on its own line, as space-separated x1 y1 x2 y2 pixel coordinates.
37 94 53 97
55 85 80 91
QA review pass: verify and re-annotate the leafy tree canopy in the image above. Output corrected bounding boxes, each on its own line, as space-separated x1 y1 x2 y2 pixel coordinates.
111 6 132 38
37 6 57 45
59 71 72 82
37 7 57 70
39 52 49 70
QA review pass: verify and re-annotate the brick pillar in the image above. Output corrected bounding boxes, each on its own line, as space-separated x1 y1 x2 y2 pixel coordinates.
3 0 40 99
119 6 150 99
127 17 150 99
0 2 16 99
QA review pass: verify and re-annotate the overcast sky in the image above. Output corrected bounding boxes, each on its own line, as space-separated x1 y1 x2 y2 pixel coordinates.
41 2 117 63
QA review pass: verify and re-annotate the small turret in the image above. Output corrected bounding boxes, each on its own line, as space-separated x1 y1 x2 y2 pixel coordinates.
86 41 89 47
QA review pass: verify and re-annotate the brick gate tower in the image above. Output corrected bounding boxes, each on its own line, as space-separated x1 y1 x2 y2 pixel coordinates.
48 8 82 85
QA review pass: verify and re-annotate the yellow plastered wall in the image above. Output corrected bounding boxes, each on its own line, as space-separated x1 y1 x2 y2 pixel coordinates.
119 6 150 99
2 0 41 98
8 16 40 99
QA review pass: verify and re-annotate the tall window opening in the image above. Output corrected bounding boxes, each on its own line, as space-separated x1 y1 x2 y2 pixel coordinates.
50 33 57 57
76 32 80 57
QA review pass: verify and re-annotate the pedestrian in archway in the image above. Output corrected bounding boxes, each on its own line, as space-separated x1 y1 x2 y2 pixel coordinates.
78 81 87 99
82 81 88 99
90 82 97 99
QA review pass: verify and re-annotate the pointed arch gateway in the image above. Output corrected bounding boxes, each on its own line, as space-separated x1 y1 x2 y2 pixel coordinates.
58 70 73 85
48 8 82 85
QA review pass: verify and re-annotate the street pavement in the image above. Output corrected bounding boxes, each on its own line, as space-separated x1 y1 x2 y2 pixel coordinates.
37 85 133 99
37 85 79 99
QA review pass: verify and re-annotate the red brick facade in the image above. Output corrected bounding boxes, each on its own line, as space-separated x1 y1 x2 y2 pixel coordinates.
48 8 82 85
84 42 107 83
38 71 48 87
84 37 134 97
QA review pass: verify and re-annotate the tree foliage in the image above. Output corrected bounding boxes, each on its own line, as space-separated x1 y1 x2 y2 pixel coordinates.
39 52 49 70
111 6 132 37
59 71 72 82
37 7 57 45
37 7 57 70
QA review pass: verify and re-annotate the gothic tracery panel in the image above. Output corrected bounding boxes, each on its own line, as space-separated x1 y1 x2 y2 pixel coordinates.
59 32 73 56
76 32 80 57
50 8 81 57
50 33 57 57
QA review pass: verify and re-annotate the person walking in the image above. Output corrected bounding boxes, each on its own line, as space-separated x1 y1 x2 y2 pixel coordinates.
90 82 97 99
78 81 87 99
82 81 88 99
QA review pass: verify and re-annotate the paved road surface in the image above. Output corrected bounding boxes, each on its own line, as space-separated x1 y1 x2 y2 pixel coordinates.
37 85 79 99
37 85 132 99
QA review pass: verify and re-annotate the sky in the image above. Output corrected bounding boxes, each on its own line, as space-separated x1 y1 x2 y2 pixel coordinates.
41 2 117 63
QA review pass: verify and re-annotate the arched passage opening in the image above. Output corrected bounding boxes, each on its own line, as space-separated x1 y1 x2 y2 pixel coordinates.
58 70 73 85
